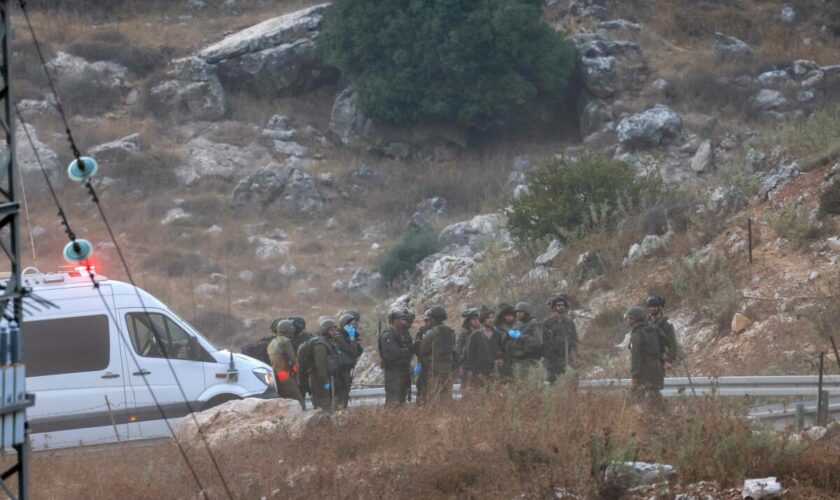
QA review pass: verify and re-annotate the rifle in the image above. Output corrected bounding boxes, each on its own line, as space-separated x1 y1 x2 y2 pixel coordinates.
681 356 697 397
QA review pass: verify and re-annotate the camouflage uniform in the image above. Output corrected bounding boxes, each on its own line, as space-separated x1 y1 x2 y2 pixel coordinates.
267 321 305 408
508 304 544 379
651 315 679 366
628 315 664 403
495 303 516 378
414 323 431 400
308 320 338 411
419 306 456 402
542 315 578 383
380 326 413 406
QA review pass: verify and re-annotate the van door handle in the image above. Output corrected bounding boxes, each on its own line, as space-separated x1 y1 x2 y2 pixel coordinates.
101 372 120 379
132 369 151 376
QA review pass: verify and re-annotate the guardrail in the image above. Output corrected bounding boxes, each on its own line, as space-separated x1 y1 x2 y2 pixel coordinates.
347 376 840 425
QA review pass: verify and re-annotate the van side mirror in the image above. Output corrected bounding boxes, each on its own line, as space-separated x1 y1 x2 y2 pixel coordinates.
188 336 201 361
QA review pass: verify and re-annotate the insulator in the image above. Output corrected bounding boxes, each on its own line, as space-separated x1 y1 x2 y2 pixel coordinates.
63 239 94 263
67 156 99 183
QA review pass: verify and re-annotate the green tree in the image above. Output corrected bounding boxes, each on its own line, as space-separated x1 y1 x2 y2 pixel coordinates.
378 224 441 282
320 0 577 129
507 156 662 242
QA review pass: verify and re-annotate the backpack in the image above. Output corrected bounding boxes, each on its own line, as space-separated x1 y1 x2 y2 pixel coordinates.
298 337 338 377
640 326 662 362
241 335 273 365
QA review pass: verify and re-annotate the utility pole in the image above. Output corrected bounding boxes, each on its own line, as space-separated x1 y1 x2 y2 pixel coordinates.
0 1 34 498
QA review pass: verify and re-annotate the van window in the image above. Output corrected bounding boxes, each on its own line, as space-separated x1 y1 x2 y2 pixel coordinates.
23 315 110 377
126 312 194 361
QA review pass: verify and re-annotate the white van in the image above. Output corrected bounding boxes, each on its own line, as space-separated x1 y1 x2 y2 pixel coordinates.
13 268 276 450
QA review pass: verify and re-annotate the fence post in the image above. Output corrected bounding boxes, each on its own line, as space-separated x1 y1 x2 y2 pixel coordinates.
816 352 827 426
795 402 805 431
747 218 753 264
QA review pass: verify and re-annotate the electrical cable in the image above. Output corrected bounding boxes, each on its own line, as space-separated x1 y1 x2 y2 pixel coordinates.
15 3 237 494
13 104 211 499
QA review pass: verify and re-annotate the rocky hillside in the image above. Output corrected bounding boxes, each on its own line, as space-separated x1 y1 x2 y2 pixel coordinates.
8 0 840 381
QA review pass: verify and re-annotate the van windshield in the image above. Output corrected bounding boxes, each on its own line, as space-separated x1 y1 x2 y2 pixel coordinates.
168 311 218 351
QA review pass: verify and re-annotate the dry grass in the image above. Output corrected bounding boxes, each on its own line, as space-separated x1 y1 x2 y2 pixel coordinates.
14 383 835 499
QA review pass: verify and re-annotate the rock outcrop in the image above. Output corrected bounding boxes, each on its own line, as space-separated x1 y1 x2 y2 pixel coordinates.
148 57 226 121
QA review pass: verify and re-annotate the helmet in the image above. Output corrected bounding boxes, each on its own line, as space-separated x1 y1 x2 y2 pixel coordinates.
319 318 337 335
549 295 570 308
646 295 665 308
423 308 433 319
405 308 416 323
515 302 531 315
625 306 648 323
461 307 479 319
497 303 515 317
274 319 295 336
340 309 361 323
387 308 409 323
289 316 306 333
478 305 495 322
427 305 448 321
339 313 355 327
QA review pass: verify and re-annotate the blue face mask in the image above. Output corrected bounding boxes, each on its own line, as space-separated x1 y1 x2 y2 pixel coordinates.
346 326 357 340
508 329 522 340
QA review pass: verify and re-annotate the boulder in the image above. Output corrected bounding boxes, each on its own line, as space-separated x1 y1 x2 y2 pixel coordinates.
282 167 324 213
576 251 604 280
827 236 840 252
758 161 799 200
176 137 276 185
749 89 787 113
535 238 565 266
14 124 59 177
690 140 714 173
626 233 669 262
800 69 824 88
617 105 683 148
328 87 378 149
792 60 819 76
580 55 617 98
88 133 141 165
439 213 513 252
757 70 794 88
415 196 447 218
741 477 782 499
806 426 827 441
346 269 386 303
579 98 613 137
598 19 640 31
148 57 226 121
714 33 753 62
173 398 309 449
262 114 296 140
46 52 128 112
710 186 749 215
161 208 192 225
249 236 291 259
604 462 677 489
231 166 324 214
731 312 752 334
779 4 796 24
414 254 476 304
16 99 58 121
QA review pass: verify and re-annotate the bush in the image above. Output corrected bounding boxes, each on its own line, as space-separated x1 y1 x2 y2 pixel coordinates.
319 0 577 129
769 203 822 247
507 155 663 242
669 253 743 331
378 225 440 282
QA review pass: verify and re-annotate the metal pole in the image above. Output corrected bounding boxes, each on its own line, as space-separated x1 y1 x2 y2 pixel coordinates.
747 218 753 264
830 336 840 371
795 403 805 431
817 352 826 426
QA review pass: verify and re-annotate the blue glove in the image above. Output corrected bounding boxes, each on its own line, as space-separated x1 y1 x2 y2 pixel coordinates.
346 326 357 340
508 329 522 340
414 363 421 376
323 382 331 391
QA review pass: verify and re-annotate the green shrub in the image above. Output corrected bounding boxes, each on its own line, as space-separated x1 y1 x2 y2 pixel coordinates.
769 203 821 247
669 253 743 331
507 155 663 242
378 225 440 282
319 0 577 129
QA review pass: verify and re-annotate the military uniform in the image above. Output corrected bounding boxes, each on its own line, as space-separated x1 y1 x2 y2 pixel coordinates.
333 330 359 409
267 333 305 408
629 322 664 402
380 327 414 406
508 316 544 378
651 315 679 366
414 325 431 400
455 326 471 368
308 337 337 411
463 327 503 386
542 315 578 383
419 323 456 401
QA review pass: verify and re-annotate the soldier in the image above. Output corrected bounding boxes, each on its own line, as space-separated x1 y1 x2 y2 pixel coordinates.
334 313 363 409
267 319 306 409
646 295 680 371
626 306 664 406
456 307 479 367
463 306 503 388
289 316 313 400
419 305 456 402
508 302 544 379
414 309 433 401
495 303 516 378
379 308 414 406
302 319 339 412
543 295 578 384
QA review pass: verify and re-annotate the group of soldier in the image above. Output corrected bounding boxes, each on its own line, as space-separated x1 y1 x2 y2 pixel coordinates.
262 293 681 412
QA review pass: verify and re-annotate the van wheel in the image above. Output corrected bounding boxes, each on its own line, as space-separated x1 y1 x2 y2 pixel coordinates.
202 394 241 411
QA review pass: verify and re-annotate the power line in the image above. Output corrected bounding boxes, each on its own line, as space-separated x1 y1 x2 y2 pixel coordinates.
14 2 236 494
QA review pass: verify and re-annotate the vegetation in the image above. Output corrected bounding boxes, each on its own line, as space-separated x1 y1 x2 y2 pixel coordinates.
669 253 744 331
319 0 577 128
378 224 440 282
507 155 663 243
768 202 823 247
